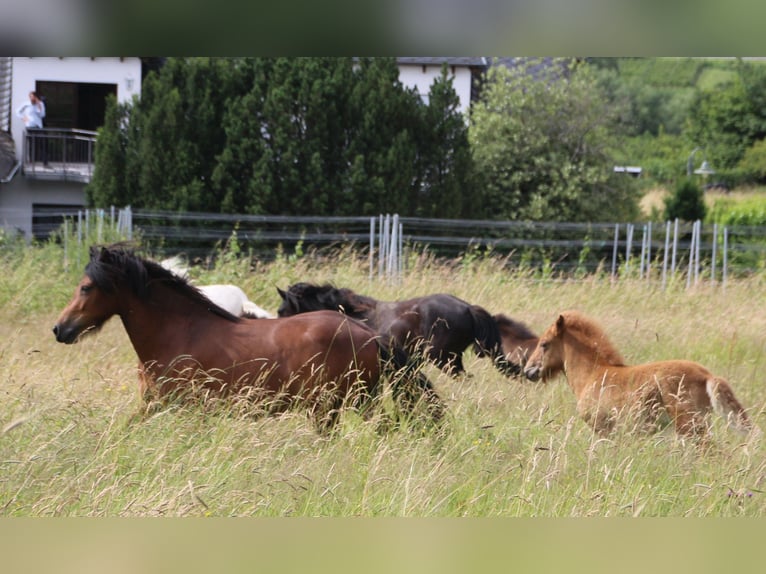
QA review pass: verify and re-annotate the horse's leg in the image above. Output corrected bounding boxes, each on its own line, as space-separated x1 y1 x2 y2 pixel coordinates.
123 362 163 427
446 353 465 377
629 385 668 434
590 411 616 436
312 399 343 435
492 353 523 378
391 368 445 427
429 347 464 377
577 398 616 436
665 399 709 441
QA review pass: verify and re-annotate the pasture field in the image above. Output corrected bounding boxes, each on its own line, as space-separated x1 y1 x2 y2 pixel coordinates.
1 242 766 517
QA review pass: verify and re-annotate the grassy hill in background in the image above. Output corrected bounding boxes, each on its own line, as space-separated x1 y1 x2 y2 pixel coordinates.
599 58 766 195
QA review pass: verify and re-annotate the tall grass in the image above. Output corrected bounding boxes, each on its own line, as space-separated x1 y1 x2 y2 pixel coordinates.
1 241 765 516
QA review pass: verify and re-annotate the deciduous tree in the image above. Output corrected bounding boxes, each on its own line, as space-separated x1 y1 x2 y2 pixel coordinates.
469 59 639 222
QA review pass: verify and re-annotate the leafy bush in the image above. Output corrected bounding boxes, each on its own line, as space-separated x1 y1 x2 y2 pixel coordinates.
617 130 688 185
664 178 706 221
737 138 766 184
707 194 766 226
706 194 766 272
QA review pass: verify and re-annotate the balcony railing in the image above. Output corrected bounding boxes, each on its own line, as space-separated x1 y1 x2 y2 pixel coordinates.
22 128 97 183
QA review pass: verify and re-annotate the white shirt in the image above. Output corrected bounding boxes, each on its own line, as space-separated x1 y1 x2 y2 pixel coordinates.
17 99 46 129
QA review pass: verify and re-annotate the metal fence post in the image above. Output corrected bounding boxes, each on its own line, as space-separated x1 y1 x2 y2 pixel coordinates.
611 223 619 279
671 218 679 277
721 227 729 289
662 220 670 289
646 221 652 280
711 223 718 284
369 216 375 281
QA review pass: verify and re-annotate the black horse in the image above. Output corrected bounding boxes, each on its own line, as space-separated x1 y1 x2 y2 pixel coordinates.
277 282 522 378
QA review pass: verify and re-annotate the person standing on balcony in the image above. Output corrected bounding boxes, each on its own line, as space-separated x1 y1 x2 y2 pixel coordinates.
16 91 47 166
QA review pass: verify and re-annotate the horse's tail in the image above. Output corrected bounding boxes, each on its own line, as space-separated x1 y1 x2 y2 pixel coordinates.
469 305 522 377
242 300 275 319
706 378 756 436
377 336 445 426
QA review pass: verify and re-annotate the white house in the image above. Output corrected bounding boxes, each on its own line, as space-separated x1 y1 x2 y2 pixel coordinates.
1 57 486 240
0 57 142 239
395 57 488 116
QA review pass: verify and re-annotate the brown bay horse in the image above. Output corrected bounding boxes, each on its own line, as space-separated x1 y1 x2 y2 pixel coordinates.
523 310 754 439
277 282 522 378
53 245 443 430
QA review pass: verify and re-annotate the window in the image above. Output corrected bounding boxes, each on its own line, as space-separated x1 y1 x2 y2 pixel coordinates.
36 81 117 131
32 203 83 239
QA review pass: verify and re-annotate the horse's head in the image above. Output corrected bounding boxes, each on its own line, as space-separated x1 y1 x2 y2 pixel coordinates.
276 286 298 317
523 314 566 382
52 245 137 344
276 283 341 317
53 272 121 344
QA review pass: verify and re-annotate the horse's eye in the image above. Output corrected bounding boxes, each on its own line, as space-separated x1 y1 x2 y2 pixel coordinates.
540 341 549 350
80 284 93 294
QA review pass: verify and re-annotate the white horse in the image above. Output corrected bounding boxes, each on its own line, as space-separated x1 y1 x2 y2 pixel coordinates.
160 256 274 319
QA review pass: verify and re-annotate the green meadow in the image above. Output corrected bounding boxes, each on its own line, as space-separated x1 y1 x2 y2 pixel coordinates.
1 242 765 517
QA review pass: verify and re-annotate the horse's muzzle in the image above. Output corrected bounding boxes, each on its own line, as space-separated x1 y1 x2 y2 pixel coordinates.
523 365 541 382
52 323 79 344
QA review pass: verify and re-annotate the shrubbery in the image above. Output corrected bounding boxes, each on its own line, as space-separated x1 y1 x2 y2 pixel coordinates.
707 194 766 227
664 178 706 222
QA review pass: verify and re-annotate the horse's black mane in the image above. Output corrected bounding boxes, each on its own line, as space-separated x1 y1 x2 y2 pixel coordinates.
284 282 378 316
85 245 241 322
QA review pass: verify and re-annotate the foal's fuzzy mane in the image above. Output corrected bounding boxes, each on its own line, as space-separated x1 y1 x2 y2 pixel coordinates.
86 244 240 322
559 310 626 366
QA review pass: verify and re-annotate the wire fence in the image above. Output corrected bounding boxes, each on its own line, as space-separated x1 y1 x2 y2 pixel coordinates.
50 207 766 286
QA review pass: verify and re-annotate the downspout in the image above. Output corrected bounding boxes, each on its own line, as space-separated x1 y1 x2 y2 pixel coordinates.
0 57 12 133
0 160 21 183
0 57 19 183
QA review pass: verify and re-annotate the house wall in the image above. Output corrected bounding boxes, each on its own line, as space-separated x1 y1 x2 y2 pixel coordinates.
0 177 85 238
397 64 474 115
2 57 141 240
10 57 142 161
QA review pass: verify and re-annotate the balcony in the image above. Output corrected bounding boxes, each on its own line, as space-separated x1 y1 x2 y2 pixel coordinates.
21 128 97 183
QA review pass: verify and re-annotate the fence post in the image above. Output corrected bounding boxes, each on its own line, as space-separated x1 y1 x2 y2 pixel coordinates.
625 223 634 275
671 218 679 277
611 223 619 280
686 220 697 289
711 223 718 284
721 227 729 289
398 218 404 278
662 221 670 289
63 218 68 270
387 214 399 280
379 214 389 278
695 220 701 285
97 208 104 243
638 225 644 279
646 221 652 280
369 216 375 281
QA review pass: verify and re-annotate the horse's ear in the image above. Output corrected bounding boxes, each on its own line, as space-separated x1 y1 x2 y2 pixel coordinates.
276 287 286 300
556 314 565 331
